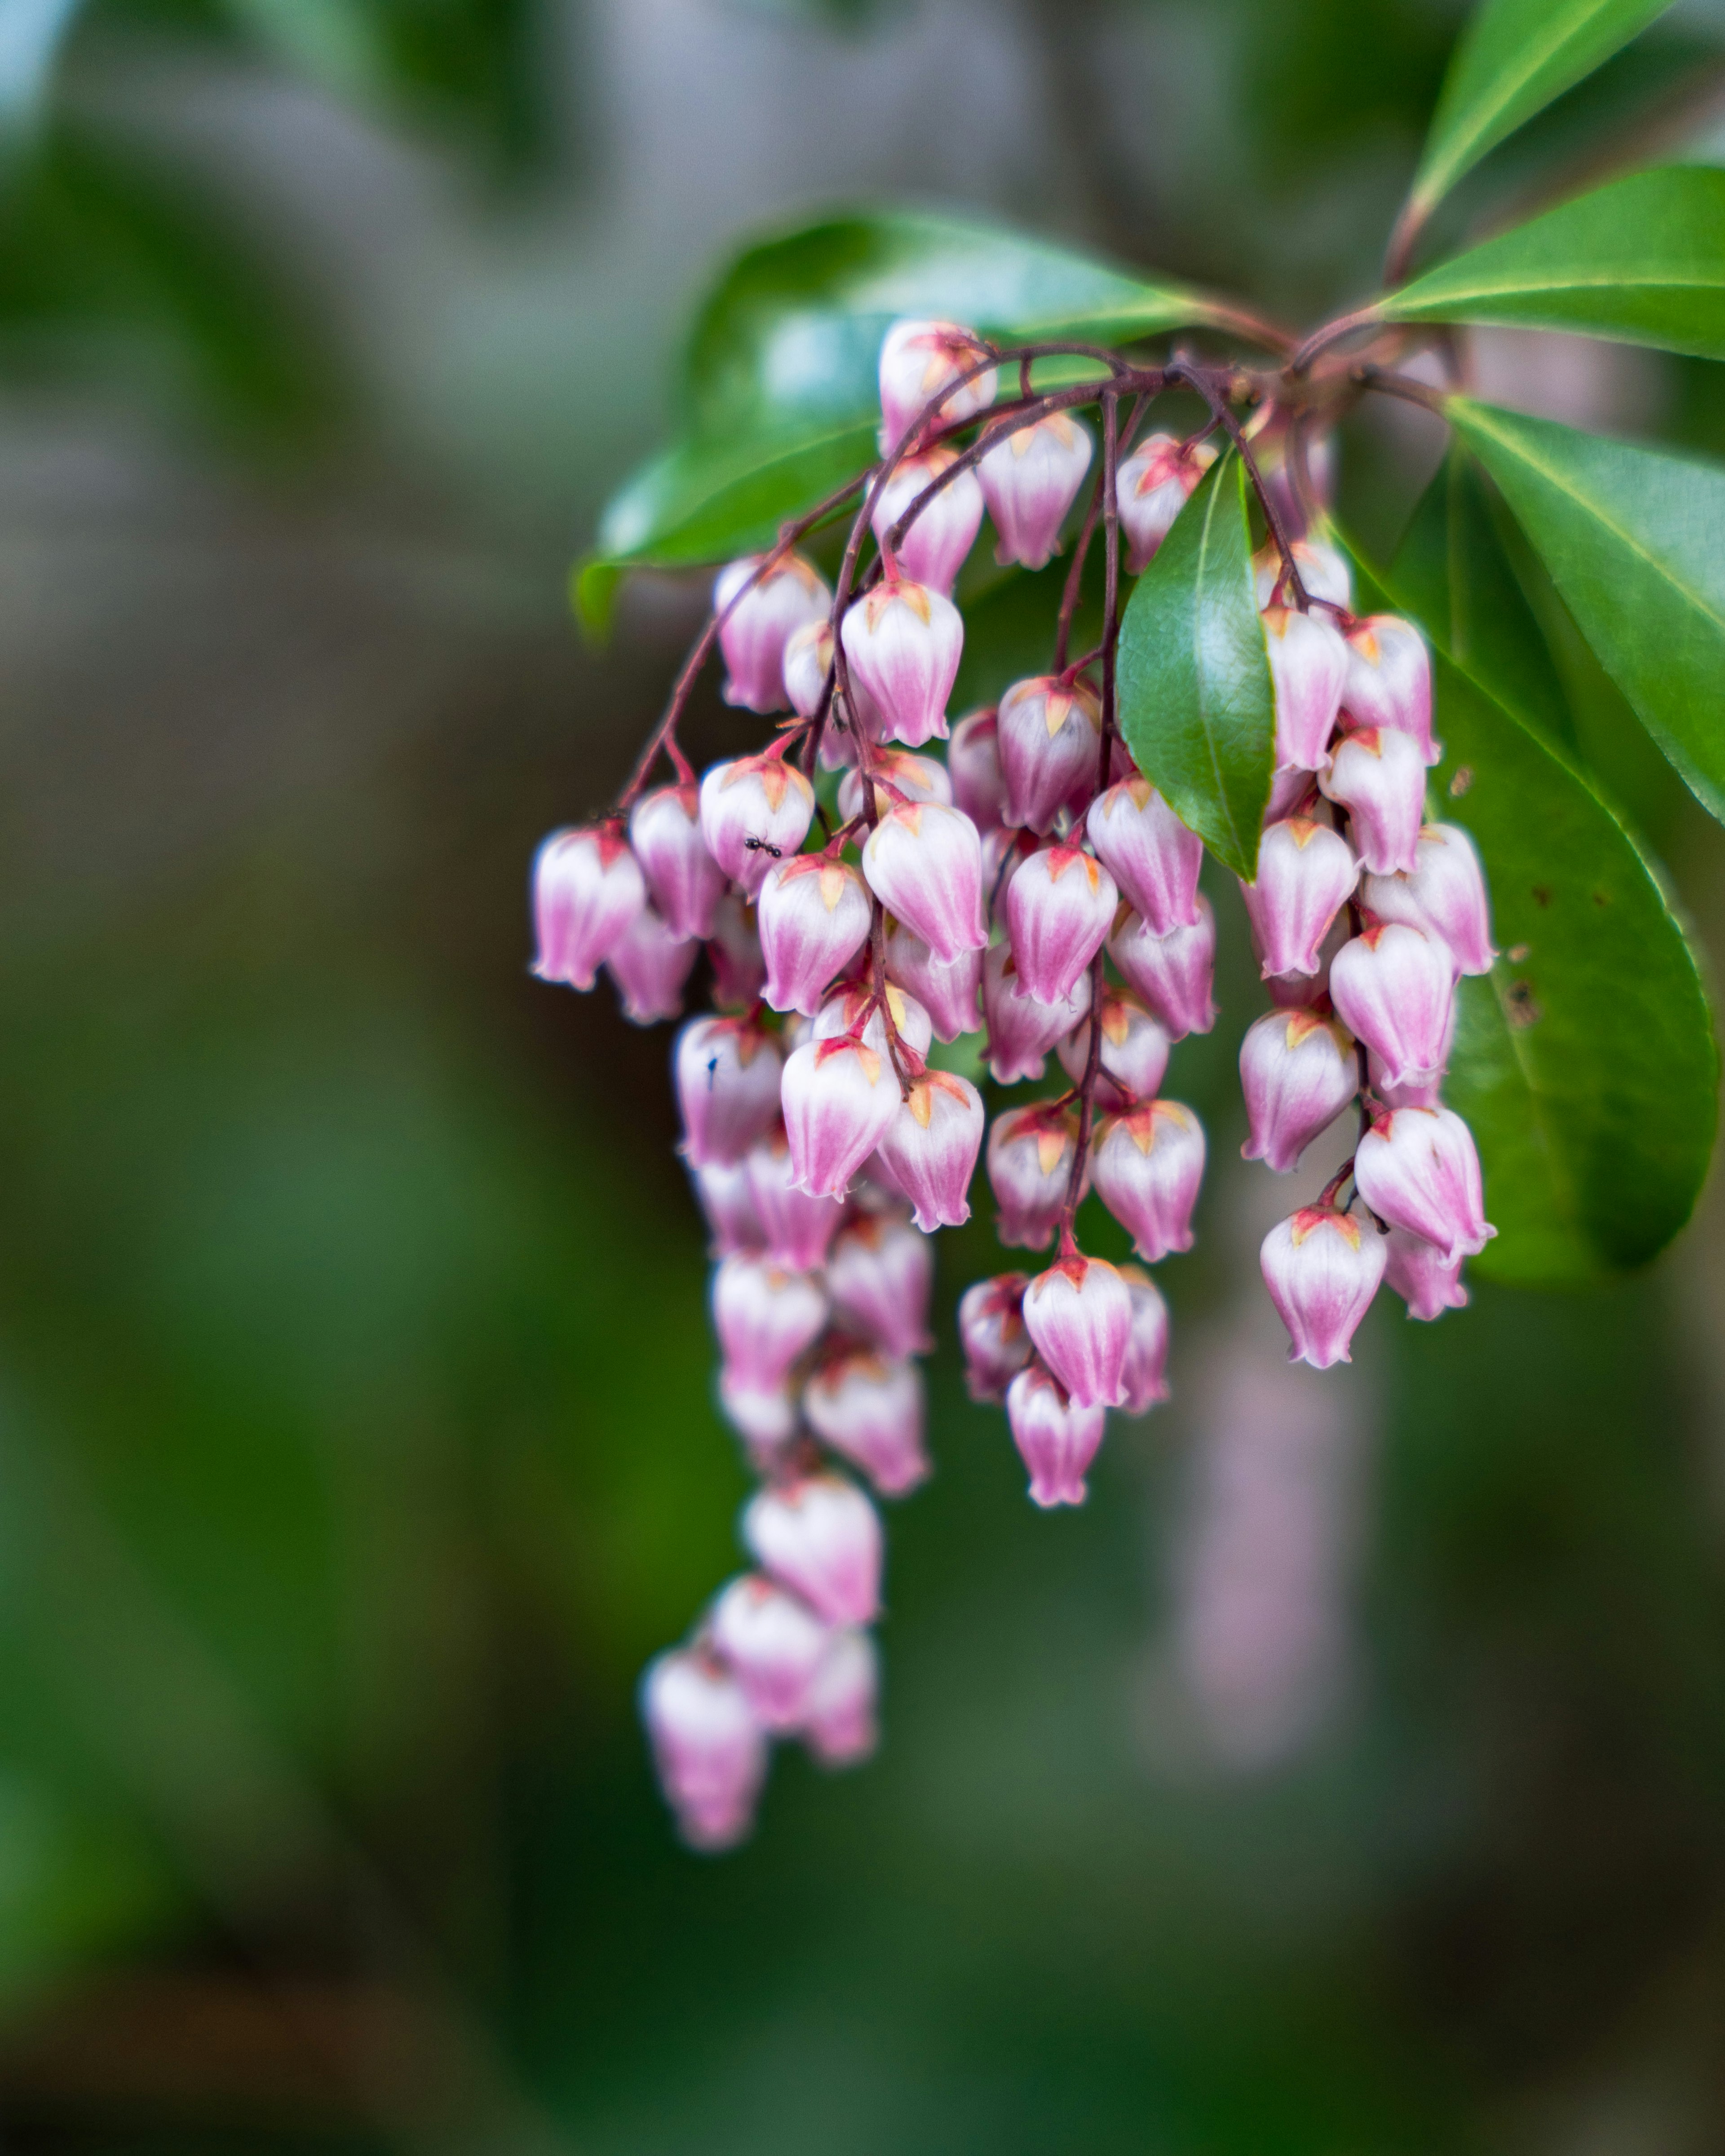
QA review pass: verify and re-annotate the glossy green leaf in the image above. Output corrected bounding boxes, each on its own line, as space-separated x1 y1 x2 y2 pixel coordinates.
1115 454 1273 879
1382 167 1725 358
593 420 878 569
1348 544 1716 1283
1408 0 1674 226
1448 396 1725 824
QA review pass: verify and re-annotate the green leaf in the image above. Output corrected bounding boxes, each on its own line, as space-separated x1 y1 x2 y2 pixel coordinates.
1347 544 1716 1283
1382 166 1725 358
1447 396 1725 825
1115 454 1274 879
1409 0 1674 227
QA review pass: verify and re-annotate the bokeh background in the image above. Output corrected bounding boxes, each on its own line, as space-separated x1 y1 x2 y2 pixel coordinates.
7 0 1725 2148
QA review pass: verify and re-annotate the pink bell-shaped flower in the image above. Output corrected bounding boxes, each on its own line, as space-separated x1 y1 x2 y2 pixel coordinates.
758 854 872 1017
947 708 1008 832
982 942 1091 1085
1263 761 1322 827
804 1350 929 1496
875 1070 984 1232
878 318 997 450
783 620 887 758
1115 433 1214 574
1107 897 1218 1039
1239 1007 1359 1173
1117 1265 1171 1414
714 552 830 714
836 747 951 826
605 905 698 1025
1319 725 1428 875
629 784 727 941
871 445 985 596
861 800 987 963
987 1106 1085 1251
1005 1365 1107 1508
814 979 933 1064
781 1035 905 1199
674 1015 783 1166
707 891 766 1007
699 753 816 899
799 1628 879 1766
1023 1251 1133 1408
840 578 963 748
532 826 645 990
1361 823 1494 977
1264 607 1348 772
958 1273 1032 1401
1341 615 1438 763
1090 1099 1207 1262
1240 816 1359 979
717 1370 798 1471
709 1573 831 1732
1004 844 1119 1003
1370 1052 1445 1111
1354 1105 1495 1264
1256 535 1352 611
1384 1226 1469 1320
997 674 1105 833
1084 777 1203 935
690 1157 765 1256
745 1126 845 1272
712 1254 828 1388
1260 1203 1387 1369
1056 987 1171 1102
641 1650 767 1850
979 412 1093 570
826 1213 933 1357
1329 921 1454 1089
743 1471 882 1627
883 921 982 1041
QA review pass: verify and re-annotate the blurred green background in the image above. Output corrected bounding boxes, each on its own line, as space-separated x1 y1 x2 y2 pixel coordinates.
5 0 1725 2147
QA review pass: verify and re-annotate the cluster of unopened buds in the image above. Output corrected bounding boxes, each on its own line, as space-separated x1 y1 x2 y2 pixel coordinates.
533 314 1495 1848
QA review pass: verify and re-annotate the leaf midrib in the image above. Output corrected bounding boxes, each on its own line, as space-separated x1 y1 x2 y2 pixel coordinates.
1190 468 1247 867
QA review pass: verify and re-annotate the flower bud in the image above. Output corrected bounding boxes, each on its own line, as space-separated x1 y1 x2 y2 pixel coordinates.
1056 988 1171 1101
745 1126 845 1272
1360 823 1494 977
836 748 951 826
814 980 933 1063
1118 1264 1170 1414
1239 817 1359 979
1341 616 1438 764
1260 1204 1387 1369
1254 536 1351 612
947 708 1008 833
1384 1226 1469 1320
875 1069 984 1232
1328 921 1453 1089
782 618 835 720
987 1105 1086 1251
805 1350 929 1495
1107 897 1218 1039
958 1273 1032 1401
1024 1252 1132 1408
758 854 872 1016
707 890 766 1008
1115 433 1214 574
1353 1105 1495 1263
709 1573 831 1732
691 1157 765 1256
1318 725 1427 875
743 1471 882 1627
997 675 1104 833
641 1649 766 1850
628 785 727 941
877 318 997 451
699 754 816 899
871 445 985 596
1239 1007 1358 1173
717 1370 798 1470
861 799 987 962
1090 1100 1206 1262
1005 1365 1108 1508
714 552 830 713
979 412 1093 570
532 826 645 990
799 1628 879 1766
840 579 962 748
674 1015 783 1166
826 1213 933 1357
1264 607 1348 773
1084 777 1203 935
604 905 698 1025
883 922 982 1041
982 942 1090 1084
712 1254 828 1388
780 1034 905 1200
1004 844 1118 1004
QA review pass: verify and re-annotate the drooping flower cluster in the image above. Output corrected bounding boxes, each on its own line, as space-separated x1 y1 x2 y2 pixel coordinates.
532 310 1494 1847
